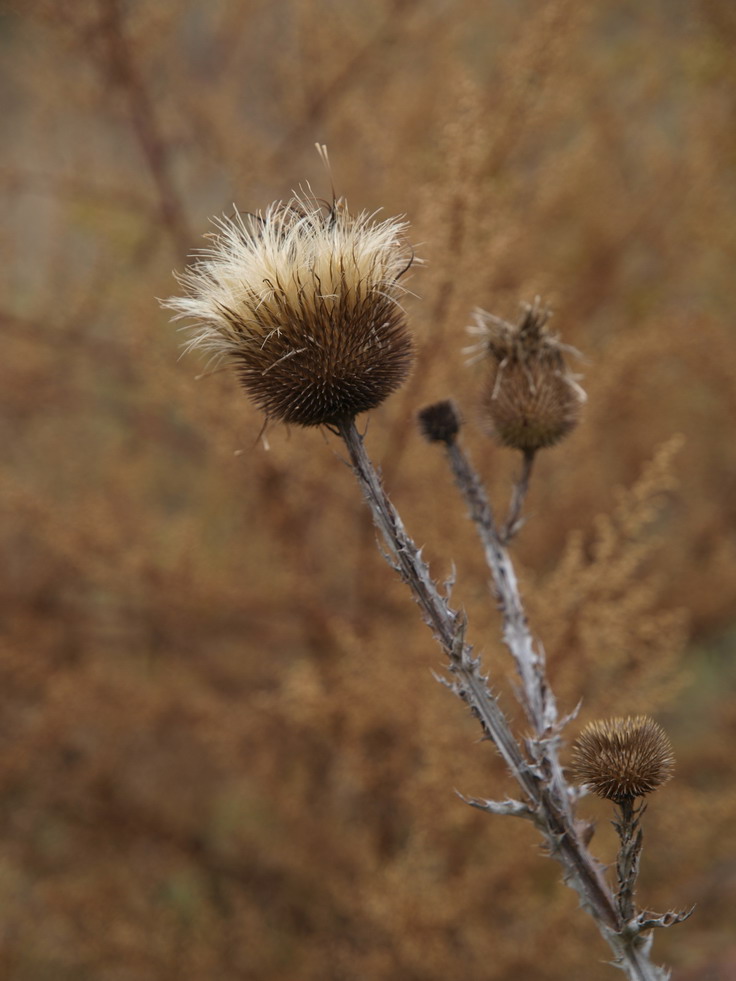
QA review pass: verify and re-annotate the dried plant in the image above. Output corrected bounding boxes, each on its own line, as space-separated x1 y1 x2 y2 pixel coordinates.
572 716 682 931
6 4 736 979
469 301 585 452
166 166 692 979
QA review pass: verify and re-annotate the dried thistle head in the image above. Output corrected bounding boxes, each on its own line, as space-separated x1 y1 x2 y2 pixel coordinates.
163 191 415 427
469 300 585 452
572 715 675 802
417 400 461 444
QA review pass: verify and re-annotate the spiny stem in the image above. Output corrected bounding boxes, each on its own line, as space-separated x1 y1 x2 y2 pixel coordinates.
615 798 645 924
335 417 684 979
335 417 535 795
336 418 622 936
433 434 680 979
444 439 548 734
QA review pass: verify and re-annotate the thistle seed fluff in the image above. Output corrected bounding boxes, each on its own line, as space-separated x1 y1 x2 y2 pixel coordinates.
163 193 416 427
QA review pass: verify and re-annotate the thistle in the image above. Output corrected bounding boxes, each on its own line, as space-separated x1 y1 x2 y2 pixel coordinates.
163 191 415 427
164 175 690 976
572 716 680 930
470 300 585 452
572 715 675 803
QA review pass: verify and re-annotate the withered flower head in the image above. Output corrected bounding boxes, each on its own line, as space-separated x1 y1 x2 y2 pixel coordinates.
163 191 415 427
469 301 585 452
572 715 675 802
418 400 461 444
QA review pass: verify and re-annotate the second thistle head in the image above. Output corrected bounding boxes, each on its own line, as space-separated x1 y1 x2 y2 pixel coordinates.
470 300 585 453
163 191 416 427
572 715 675 803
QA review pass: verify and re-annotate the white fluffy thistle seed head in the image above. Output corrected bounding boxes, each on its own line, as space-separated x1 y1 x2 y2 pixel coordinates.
162 191 416 427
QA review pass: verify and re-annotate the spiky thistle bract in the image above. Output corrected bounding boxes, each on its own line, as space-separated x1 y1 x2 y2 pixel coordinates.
572 715 675 802
468 301 585 452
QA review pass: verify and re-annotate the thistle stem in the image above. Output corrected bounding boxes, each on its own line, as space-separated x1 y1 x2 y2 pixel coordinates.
335 418 535 795
614 798 645 924
502 448 536 543
337 422 621 915
438 437 680 978
444 438 548 733
336 417 678 980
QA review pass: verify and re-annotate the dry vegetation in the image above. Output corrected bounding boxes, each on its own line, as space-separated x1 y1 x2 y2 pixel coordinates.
2 1 736 978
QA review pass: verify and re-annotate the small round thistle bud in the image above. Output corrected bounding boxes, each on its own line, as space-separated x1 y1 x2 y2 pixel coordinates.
418 400 461 444
163 192 415 427
471 301 585 452
572 715 675 802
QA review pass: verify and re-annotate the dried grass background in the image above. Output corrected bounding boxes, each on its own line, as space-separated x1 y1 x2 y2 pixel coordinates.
2 1 736 979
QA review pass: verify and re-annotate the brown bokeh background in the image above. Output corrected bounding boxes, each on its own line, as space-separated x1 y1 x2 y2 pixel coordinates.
3 2 736 979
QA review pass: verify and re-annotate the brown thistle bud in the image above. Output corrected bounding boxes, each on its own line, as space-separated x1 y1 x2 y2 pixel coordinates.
162 192 415 427
470 301 585 451
418 400 461 444
572 716 675 802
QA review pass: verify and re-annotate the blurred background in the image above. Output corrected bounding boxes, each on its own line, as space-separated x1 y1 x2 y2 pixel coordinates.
2 1 736 978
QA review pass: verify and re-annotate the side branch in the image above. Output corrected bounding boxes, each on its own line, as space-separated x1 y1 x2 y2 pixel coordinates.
431 431 679 979
444 439 551 734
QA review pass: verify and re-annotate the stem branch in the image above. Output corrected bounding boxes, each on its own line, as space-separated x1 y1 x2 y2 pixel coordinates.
445 440 548 732
337 417 678 979
337 419 621 936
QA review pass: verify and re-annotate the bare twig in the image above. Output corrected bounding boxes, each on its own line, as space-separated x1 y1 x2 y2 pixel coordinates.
97 0 192 257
